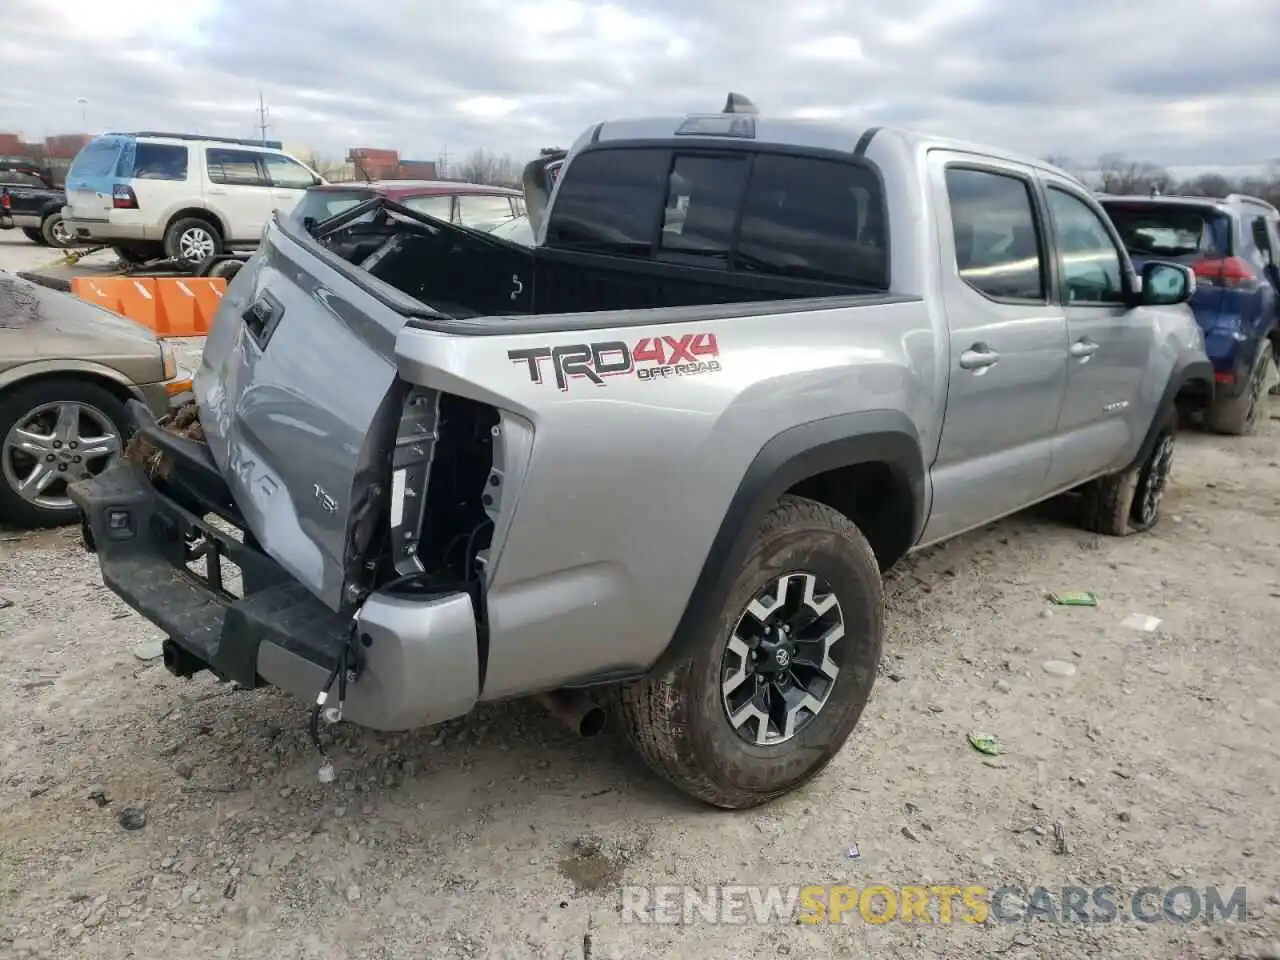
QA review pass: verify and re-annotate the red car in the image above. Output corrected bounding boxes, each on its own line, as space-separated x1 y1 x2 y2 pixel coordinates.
291 179 524 233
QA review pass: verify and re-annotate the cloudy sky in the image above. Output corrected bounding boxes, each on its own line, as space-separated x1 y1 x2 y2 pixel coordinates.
3 0 1278 175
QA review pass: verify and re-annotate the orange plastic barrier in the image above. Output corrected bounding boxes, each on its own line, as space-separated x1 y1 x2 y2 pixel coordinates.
69 276 226 337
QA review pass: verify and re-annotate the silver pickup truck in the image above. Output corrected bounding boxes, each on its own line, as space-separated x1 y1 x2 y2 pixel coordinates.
70 97 1212 809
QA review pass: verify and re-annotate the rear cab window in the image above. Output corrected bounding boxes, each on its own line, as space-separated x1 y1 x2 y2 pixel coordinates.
545 146 889 290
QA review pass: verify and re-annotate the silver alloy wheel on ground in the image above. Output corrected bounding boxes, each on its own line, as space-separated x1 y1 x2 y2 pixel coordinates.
50 218 71 246
721 571 845 746
1 400 122 511
178 226 216 263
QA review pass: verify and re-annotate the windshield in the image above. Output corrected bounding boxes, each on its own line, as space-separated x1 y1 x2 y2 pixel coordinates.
1102 202 1233 259
290 188 375 224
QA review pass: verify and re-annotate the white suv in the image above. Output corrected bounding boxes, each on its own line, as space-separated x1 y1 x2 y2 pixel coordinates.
62 132 324 268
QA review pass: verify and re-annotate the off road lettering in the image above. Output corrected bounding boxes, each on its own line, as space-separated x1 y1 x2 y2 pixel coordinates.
508 332 721 391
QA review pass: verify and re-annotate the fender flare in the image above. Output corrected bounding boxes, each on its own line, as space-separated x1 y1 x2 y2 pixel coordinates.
647 409 926 676
0 358 147 399
1122 358 1214 474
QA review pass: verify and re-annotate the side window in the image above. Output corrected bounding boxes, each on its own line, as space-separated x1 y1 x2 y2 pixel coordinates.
262 153 316 189
206 149 269 188
657 154 749 266
1249 216 1275 267
402 194 454 221
944 167 1045 301
545 148 669 255
735 154 888 289
1044 187 1126 305
131 143 188 181
456 194 519 230
1 171 45 187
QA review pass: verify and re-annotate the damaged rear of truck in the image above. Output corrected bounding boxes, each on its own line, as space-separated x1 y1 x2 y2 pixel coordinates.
70 100 1209 809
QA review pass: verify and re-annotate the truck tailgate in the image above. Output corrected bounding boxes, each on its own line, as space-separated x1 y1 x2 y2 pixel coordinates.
194 220 417 611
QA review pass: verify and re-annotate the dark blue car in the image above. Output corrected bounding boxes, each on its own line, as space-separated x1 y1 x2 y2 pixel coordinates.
1101 193 1280 434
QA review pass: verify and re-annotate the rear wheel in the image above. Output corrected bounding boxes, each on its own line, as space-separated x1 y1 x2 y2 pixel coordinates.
163 217 222 270
0 378 129 528
1207 341 1272 435
21 227 45 245
614 495 884 809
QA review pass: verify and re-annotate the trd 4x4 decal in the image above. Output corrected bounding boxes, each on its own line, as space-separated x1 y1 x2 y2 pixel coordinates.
508 333 722 391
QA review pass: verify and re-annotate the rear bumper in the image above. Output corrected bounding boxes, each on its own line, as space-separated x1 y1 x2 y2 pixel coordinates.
68 402 480 731
63 215 151 244
2 213 41 228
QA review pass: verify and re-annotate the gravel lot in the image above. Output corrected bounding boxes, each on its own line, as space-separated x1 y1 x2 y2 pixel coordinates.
2 231 1280 959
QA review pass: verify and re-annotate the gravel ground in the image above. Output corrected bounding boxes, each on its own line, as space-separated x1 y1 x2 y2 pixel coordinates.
2 231 1280 959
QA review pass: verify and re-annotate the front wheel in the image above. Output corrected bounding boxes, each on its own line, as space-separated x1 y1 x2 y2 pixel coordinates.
0 378 129 528
1079 408 1176 536
21 227 46 245
614 495 884 809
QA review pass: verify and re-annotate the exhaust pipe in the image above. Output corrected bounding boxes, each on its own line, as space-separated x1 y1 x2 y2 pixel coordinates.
535 689 606 738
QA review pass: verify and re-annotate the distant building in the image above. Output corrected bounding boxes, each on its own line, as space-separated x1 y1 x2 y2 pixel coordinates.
0 131 93 184
345 148 437 181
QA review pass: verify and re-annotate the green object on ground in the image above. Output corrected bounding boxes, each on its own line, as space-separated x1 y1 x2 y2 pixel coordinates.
1048 591 1098 607
967 732 1001 756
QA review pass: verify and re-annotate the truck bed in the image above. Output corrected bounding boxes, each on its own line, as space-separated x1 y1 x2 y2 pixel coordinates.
297 198 890 326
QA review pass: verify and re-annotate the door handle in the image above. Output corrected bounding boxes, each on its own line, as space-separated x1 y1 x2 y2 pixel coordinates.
959 344 1001 370
1069 338 1099 358
207 188 227 196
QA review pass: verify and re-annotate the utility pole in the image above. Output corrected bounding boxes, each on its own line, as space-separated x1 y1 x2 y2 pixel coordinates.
256 91 271 144
439 144 449 179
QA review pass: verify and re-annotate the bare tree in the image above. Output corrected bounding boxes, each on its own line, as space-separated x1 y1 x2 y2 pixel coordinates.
452 148 520 186
1095 154 1174 195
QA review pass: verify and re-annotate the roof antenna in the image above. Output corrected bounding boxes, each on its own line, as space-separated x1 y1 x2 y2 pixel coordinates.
722 92 758 115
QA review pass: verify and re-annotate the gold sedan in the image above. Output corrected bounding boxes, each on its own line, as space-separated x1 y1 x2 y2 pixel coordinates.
0 273 192 527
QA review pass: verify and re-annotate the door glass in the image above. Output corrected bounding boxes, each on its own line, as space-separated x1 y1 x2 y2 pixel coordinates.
0 171 44 187
657 154 749 267
402 194 454 221
206 149 269 187
1045 187 1126 305
456 194 519 231
735 154 888 288
1248 216 1275 267
263 153 315 188
944 167 1045 301
128 143 189 181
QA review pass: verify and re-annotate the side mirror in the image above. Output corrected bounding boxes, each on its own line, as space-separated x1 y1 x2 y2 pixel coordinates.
1139 261 1195 306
